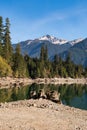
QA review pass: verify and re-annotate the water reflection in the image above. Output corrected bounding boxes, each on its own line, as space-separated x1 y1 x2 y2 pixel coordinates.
0 84 87 110
58 84 87 109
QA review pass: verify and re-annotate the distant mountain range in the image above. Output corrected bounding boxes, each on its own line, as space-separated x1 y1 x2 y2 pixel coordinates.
12 35 87 67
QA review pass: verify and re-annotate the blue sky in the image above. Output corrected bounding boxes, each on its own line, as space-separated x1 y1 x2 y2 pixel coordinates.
0 0 87 43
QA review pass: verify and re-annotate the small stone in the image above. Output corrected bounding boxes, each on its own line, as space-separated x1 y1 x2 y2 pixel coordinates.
33 104 37 107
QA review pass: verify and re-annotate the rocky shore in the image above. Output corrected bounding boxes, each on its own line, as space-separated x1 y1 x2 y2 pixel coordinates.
0 99 87 130
0 77 87 89
0 77 34 89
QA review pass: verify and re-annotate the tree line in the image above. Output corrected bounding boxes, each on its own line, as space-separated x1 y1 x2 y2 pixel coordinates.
0 16 87 78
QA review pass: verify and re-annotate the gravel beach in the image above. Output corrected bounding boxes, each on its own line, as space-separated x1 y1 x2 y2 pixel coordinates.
0 99 87 130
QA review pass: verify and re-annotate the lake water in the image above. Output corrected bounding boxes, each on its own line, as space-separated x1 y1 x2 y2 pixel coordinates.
0 83 87 110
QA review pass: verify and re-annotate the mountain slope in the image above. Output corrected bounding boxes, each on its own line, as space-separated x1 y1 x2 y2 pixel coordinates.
12 35 87 67
60 38 87 67
13 35 72 59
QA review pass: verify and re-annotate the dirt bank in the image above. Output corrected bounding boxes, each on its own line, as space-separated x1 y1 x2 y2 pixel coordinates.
0 99 87 130
0 77 87 89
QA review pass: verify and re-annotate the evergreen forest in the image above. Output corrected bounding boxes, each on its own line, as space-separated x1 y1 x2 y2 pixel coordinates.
0 16 87 78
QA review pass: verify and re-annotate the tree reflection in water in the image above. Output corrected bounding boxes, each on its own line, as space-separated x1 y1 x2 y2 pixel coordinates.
0 83 87 110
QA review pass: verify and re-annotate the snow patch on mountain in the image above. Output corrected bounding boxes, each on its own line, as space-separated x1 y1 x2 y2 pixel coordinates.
70 38 83 46
27 40 33 45
23 35 84 46
39 35 68 45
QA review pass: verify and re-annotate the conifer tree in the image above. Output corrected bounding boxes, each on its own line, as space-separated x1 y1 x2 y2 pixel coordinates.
3 18 13 64
12 44 28 77
54 54 59 64
15 43 21 54
44 45 48 61
0 16 4 56
40 45 45 61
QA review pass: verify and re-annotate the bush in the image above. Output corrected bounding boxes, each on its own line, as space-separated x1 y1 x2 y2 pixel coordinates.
0 56 12 77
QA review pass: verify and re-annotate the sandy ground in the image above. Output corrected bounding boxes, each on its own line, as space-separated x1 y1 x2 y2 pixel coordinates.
0 99 87 130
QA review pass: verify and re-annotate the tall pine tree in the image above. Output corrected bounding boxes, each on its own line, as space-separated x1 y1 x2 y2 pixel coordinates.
40 45 48 62
12 44 28 77
0 16 4 56
44 45 48 61
3 18 13 64
40 45 45 61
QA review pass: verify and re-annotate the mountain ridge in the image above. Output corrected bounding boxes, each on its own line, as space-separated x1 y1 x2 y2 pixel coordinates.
18 34 84 46
12 35 87 67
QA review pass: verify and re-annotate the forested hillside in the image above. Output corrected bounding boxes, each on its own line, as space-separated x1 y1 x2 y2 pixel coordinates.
0 16 87 78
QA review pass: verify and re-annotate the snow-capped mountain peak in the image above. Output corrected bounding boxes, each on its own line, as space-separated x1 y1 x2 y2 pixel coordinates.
39 35 51 41
39 35 68 45
70 38 83 46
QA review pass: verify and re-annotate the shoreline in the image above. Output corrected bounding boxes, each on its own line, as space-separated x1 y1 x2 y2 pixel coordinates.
34 77 87 84
0 99 87 130
0 77 87 89
0 78 87 130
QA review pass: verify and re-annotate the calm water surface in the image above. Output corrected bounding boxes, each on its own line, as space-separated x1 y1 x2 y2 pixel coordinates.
0 84 87 110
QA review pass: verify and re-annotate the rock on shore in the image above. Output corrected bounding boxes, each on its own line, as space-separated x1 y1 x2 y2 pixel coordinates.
0 99 87 130
0 77 87 89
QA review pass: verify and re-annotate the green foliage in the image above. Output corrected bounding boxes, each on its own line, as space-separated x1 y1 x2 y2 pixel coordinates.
12 44 28 77
3 18 13 64
40 45 48 62
40 45 45 61
0 16 4 56
0 56 12 77
0 16 86 78
0 16 3 43
24 46 86 79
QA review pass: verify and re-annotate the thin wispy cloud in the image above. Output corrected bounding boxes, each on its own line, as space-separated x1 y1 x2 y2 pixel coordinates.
30 12 66 31
1 0 87 42
30 7 87 32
